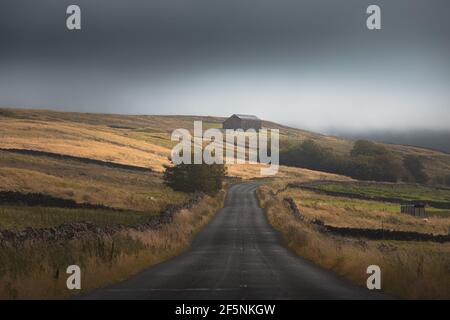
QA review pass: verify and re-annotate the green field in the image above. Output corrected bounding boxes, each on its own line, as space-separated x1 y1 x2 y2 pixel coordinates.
301 195 450 217
315 182 450 203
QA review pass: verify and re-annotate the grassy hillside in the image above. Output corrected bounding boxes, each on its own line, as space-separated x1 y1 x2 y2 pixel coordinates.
1 107 449 179
0 150 188 212
0 107 351 231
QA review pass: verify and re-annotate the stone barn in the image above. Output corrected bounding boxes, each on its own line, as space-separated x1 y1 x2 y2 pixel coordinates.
222 114 262 131
401 203 426 217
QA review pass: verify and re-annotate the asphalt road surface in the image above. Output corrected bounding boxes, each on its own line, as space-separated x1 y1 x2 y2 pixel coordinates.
82 182 389 300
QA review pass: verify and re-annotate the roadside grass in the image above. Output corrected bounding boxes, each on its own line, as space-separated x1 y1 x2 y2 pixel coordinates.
258 185 450 299
0 191 226 299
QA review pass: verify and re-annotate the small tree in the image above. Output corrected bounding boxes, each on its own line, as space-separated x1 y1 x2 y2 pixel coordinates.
349 140 405 182
163 161 226 195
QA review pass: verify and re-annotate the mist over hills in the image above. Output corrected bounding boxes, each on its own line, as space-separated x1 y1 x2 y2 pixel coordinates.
329 130 450 154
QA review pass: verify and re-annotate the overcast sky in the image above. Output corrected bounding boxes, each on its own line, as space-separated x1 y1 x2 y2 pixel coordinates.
1 0 449 132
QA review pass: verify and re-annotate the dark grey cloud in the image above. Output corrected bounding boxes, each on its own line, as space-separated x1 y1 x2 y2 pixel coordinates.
1 0 449 131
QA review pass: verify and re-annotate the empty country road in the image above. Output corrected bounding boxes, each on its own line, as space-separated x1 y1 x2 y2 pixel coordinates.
81 182 389 300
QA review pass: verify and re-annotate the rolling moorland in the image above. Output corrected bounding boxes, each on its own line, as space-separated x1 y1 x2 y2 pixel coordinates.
1 107 450 299
1 108 450 179
0 107 347 298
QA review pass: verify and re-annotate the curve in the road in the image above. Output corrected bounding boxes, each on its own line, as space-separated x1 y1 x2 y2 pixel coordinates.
81 182 390 300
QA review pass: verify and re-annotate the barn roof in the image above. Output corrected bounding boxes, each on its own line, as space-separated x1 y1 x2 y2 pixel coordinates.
231 114 260 120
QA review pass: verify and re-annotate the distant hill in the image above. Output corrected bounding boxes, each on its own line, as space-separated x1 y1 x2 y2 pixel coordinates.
330 130 450 154
1 107 450 179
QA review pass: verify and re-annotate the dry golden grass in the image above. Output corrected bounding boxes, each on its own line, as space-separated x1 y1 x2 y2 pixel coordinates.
258 185 450 299
0 119 170 171
0 114 331 180
0 151 187 212
0 191 226 299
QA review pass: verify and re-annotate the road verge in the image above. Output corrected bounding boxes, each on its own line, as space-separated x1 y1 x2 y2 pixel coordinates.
0 190 226 299
256 184 450 299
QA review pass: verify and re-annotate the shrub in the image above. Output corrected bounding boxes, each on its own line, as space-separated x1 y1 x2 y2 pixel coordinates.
280 139 334 172
350 140 387 157
347 154 403 182
163 161 226 195
403 155 429 184
280 139 403 182
435 174 450 187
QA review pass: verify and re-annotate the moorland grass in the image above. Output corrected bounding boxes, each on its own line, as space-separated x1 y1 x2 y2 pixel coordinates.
316 182 450 203
0 205 156 230
0 151 189 212
0 191 226 299
2 107 450 179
